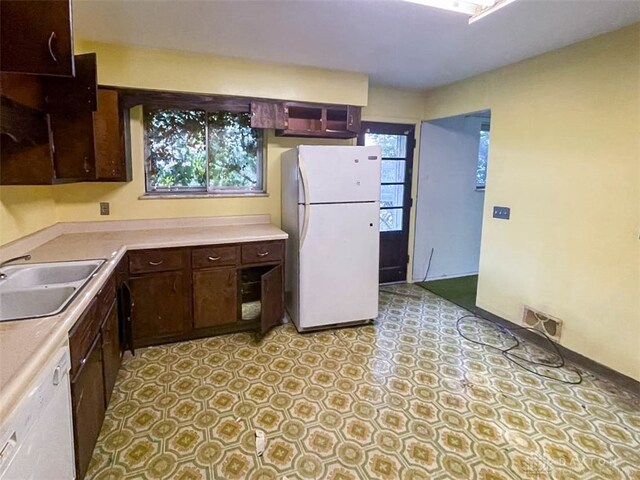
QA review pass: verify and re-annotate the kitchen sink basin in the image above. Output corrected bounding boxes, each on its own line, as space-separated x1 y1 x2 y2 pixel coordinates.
1 261 103 289
0 287 78 321
0 259 105 322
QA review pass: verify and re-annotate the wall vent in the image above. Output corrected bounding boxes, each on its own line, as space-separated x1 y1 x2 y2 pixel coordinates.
522 306 562 342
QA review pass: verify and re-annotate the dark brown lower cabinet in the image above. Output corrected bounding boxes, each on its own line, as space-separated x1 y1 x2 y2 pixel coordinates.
101 302 121 406
68 273 121 480
124 240 285 348
193 267 237 329
71 334 105 480
130 271 188 346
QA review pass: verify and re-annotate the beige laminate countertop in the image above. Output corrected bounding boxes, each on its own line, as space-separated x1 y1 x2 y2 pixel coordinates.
0 222 287 423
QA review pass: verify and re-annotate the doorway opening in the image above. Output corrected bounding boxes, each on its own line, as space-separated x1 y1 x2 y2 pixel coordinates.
413 110 491 311
358 122 416 284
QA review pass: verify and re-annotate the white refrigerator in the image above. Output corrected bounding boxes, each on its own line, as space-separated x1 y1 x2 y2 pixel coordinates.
281 145 381 331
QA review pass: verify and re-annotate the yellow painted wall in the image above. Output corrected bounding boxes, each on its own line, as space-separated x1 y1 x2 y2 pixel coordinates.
75 40 369 106
51 46 423 247
422 23 640 380
0 187 57 245
52 41 363 227
0 41 366 245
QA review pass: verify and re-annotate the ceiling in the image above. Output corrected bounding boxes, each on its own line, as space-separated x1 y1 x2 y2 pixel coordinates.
73 0 640 90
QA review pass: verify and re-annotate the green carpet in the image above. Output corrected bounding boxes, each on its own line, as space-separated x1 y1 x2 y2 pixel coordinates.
417 275 478 312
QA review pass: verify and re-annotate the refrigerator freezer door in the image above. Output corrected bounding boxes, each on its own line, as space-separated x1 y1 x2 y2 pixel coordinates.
298 202 380 330
298 145 381 204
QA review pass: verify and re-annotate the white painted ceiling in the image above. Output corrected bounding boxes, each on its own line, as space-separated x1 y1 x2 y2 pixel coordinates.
73 0 640 89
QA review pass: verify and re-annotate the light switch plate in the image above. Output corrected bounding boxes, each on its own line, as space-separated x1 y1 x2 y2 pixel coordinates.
493 206 510 219
100 202 110 216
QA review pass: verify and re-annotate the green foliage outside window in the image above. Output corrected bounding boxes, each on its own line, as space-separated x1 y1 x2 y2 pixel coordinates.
144 109 263 193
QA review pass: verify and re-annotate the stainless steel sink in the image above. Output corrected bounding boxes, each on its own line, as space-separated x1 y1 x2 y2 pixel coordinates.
0 260 105 322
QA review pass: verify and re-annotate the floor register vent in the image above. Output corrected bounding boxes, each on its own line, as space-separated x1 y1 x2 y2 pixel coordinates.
522 306 563 341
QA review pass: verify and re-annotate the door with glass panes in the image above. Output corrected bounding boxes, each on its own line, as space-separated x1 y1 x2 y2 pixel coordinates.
358 122 415 283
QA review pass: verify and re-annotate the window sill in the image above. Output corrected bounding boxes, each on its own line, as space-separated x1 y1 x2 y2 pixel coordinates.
139 192 269 200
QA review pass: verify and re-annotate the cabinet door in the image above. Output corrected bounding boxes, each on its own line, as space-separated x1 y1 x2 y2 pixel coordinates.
261 264 284 334
250 101 286 129
101 302 120 406
94 88 129 181
117 279 135 355
0 0 74 77
71 334 105 480
130 271 188 345
43 53 97 113
193 267 238 329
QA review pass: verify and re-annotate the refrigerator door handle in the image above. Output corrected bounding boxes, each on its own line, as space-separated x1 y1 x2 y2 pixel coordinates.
299 157 311 249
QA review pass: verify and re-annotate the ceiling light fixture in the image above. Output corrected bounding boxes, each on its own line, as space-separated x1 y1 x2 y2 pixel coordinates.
404 0 518 23
468 0 518 23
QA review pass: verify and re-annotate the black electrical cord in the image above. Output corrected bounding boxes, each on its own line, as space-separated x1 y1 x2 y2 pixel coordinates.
456 314 583 385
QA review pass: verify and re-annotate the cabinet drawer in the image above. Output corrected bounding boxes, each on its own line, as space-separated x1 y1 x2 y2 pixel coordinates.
192 245 237 269
96 274 116 322
129 248 183 274
69 298 99 378
241 241 284 265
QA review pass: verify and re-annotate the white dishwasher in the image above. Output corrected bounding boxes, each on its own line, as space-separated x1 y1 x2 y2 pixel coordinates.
0 343 75 480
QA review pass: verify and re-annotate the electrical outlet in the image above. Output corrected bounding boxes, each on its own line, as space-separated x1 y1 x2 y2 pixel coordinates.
493 206 510 220
100 202 110 216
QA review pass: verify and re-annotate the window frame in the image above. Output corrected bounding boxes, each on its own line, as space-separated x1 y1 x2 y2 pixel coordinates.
475 122 490 191
141 102 266 197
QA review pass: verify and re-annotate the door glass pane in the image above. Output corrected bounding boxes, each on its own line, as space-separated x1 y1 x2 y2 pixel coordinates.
364 133 407 158
381 160 405 183
380 185 404 208
380 208 403 232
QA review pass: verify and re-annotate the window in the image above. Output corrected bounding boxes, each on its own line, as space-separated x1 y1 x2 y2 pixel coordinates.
144 108 264 195
476 123 490 190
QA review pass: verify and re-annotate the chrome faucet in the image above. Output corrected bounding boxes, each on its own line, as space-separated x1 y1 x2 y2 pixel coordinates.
0 254 31 279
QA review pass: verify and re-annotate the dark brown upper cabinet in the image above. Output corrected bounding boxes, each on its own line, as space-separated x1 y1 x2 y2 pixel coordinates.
0 0 75 77
276 102 361 139
1 76 131 184
51 86 129 183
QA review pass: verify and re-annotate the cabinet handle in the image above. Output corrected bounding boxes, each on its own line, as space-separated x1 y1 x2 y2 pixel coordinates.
47 31 58 63
148 260 163 266
208 256 221 262
257 251 270 257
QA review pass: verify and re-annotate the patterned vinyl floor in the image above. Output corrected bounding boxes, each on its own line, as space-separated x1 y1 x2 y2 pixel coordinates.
87 284 640 480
